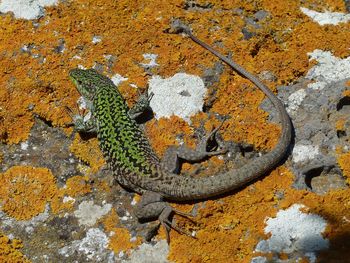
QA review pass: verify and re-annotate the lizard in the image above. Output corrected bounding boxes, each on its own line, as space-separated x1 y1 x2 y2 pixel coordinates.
68 23 292 242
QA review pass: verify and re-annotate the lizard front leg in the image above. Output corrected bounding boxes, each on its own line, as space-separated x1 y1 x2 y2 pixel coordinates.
66 103 97 134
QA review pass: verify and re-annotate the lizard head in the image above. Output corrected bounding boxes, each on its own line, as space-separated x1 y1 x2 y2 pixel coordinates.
69 68 113 100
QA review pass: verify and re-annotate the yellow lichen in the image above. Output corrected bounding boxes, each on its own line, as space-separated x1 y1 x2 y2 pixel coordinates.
0 166 57 220
338 152 350 183
146 116 193 156
335 118 346 133
69 134 105 173
65 175 92 197
0 232 30 263
102 209 142 254
1 0 350 261
50 176 92 214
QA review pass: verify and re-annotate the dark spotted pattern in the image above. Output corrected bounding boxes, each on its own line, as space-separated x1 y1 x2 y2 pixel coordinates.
70 69 162 191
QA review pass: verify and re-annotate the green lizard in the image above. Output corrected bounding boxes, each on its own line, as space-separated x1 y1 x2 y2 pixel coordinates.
69 24 292 242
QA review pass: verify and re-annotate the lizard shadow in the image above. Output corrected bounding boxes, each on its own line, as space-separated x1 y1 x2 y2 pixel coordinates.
77 131 97 141
313 209 350 262
133 108 154 124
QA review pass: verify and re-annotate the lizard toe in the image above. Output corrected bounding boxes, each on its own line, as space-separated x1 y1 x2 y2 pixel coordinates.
159 206 195 243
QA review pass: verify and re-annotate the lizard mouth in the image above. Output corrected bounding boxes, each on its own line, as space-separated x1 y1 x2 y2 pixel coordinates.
69 76 84 94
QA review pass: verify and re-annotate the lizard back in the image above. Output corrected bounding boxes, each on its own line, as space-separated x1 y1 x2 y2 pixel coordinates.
74 69 162 190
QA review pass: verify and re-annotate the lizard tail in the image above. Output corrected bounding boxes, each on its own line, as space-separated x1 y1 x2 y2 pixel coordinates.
162 26 292 200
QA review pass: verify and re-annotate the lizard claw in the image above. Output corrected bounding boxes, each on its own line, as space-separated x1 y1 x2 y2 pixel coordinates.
158 206 195 243
128 89 154 119
195 118 228 157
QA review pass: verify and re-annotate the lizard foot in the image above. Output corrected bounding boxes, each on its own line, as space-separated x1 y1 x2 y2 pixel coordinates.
135 191 195 243
65 105 97 133
198 118 228 157
159 205 195 243
128 89 154 119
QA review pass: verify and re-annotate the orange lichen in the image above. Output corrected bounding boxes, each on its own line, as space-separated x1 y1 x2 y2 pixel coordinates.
335 118 346 133
1 0 350 261
0 78 35 144
338 152 350 183
0 167 92 218
108 228 142 255
315 190 350 261
209 75 281 150
133 194 141 203
146 116 193 156
169 165 350 262
50 190 75 215
69 134 105 173
0 232 30 263
51 176 92 214
95 180 112 194
103 208 120 229
168 167 293 262
0 0 349 147
0 166 57 220
64 175 92 197
102 209 141 254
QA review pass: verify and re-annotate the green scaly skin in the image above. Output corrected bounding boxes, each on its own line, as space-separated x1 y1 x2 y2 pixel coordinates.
69 70 161 194
69 28 292 241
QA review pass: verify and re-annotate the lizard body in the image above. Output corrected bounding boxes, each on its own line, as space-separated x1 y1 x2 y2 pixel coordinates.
69 26 292 240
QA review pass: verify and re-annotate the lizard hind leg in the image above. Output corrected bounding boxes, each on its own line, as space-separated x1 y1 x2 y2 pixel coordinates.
135 191 194 243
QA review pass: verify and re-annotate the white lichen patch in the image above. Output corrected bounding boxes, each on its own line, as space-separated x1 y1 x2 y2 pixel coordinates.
111 74 128 86
63 196 75 204
0 204 50 234
92 36 102 44
292 144 320 163
286 89 307 114
140 53 159 68
74 201 112 226
250 256 267 263
148 73 206 122
300 7 350 25
121 240 169 263
20 141 29 150
0 0 58 20
59 228 115 262
306 50 350 90
254 204 329 263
